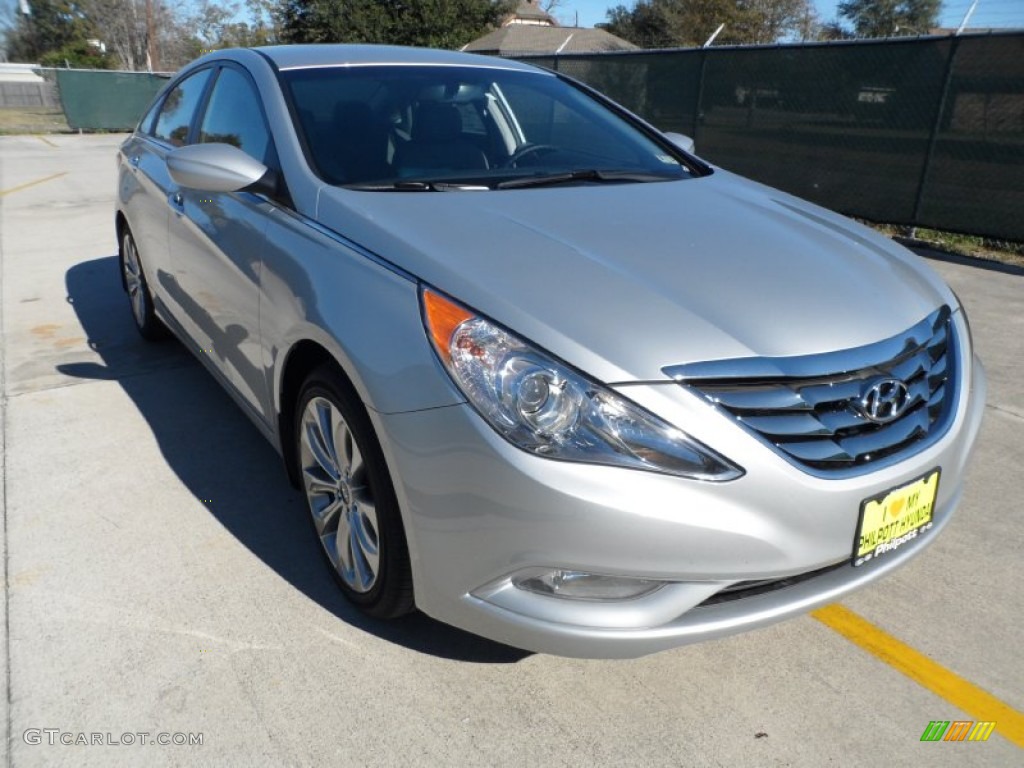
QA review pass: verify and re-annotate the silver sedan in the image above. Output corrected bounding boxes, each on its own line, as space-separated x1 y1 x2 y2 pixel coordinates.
115 44 985 658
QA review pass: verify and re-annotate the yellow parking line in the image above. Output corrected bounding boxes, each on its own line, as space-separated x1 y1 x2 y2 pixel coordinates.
36 135 58 148
813 604 1024 748
0 171 67 197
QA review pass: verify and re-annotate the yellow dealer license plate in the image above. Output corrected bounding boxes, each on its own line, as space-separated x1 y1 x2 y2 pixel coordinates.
853 469 940 566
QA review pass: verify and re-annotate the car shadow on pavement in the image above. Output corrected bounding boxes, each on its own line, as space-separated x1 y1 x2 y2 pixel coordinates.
58 255 530 664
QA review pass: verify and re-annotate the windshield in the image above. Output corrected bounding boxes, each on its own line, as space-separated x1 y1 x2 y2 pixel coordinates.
282 65 700 189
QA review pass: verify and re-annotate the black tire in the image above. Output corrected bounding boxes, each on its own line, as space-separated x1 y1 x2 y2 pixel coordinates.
294 364 414 619
120 225 168 341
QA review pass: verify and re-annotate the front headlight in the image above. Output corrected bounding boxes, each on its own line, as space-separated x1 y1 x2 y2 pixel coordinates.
421 287 742 481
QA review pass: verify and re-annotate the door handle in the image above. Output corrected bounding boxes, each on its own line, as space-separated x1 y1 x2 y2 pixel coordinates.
170 192 184 210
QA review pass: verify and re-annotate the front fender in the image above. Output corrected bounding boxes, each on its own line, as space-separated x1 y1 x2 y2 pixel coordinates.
260 208 463 419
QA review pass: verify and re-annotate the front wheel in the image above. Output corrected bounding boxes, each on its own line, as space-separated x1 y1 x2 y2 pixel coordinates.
295 365 414 618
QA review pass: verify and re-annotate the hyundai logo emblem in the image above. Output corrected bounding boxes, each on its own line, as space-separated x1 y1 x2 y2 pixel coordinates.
857 377 912 424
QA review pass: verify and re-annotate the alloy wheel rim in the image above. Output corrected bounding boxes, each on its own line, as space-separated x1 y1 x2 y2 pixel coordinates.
122 234 146 326
299 396 381 593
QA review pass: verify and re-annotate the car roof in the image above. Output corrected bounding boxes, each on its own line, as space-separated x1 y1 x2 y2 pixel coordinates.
250 44 545 74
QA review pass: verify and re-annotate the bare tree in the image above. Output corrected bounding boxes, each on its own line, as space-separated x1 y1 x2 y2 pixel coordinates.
79 0 187 71
243 0 279 43
76 0 271 72
189 0 240 47
79 0 148 70
736 0 818 44
156 1 204 70
792 1 821 40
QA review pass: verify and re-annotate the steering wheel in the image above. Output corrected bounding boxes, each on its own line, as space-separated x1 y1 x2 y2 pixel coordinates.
505 143 559 168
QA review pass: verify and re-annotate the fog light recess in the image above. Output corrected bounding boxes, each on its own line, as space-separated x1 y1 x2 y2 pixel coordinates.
513 568 666 601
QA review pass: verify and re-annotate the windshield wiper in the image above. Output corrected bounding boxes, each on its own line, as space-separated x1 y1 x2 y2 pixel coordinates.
496 169 680 190
346 171 678 192
346 181 434 191
345 181 490 192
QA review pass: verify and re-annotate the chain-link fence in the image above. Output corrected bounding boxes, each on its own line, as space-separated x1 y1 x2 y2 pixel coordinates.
513 32 1024 244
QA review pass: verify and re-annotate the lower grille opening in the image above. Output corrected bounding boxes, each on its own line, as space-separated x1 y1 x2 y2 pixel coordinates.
698 561 849 606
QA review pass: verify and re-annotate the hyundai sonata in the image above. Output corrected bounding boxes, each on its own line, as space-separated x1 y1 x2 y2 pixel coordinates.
115 45 985 658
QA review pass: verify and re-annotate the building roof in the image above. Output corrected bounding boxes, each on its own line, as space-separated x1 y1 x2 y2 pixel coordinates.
0 63 44 83
506 1 556 26
464 26 638 56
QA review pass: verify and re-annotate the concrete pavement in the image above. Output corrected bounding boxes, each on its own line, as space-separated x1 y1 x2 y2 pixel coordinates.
0 134 1021 766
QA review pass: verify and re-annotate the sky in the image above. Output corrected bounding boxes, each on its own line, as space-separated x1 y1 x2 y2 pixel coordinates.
2 1 1021 38
552 0 1024 32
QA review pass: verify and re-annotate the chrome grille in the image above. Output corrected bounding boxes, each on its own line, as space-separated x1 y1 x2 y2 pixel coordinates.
666 307 956 475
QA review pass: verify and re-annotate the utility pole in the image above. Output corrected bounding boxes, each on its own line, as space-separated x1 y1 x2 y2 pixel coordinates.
146 0 160 72
18 0 35 61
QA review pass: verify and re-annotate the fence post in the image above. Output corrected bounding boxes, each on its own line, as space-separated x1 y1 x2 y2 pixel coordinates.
912 36 961 225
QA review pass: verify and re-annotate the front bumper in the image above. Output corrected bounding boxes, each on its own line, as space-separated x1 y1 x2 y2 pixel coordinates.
370 346 985 658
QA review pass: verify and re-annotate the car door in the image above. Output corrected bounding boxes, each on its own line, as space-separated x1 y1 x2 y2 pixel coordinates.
164 64 279 426
120 67 214 322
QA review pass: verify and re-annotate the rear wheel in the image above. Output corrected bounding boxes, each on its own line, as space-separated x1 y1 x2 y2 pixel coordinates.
120 227 167 341
295 365 414 618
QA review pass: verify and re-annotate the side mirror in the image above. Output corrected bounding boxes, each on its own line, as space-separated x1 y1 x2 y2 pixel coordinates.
167 143 269 193
663 132 696 155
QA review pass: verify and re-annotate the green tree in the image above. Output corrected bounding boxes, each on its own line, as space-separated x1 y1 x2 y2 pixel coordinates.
276 0 513 49
604 1 680 48
604 0 815 48
837 0 942 38
39 38 116 68
3 0 97 62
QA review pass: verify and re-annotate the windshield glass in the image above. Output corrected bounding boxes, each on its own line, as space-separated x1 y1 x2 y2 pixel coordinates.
282 65 697 189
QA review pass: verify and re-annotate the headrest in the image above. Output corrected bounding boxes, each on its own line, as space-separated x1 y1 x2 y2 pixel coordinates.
333 101 375 130
413 102 462 143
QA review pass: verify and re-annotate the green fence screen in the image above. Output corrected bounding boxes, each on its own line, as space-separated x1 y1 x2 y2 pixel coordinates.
55 69 168 132
49 36 1024 242
516 32 1024 242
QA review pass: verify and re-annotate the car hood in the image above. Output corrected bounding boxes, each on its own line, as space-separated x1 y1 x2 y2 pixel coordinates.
316 171 954 384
